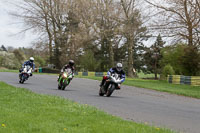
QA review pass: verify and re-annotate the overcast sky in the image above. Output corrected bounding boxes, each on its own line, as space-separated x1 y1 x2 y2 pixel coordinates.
0 0 161 49
0 0 38 48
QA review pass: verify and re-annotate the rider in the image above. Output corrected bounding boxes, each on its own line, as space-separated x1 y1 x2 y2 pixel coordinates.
19 57 35 77
58 60 75 83
100 63 125 89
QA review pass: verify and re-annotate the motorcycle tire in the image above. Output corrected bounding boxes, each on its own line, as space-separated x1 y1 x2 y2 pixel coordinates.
58 84 61 90
20 79 25 84
61 80 68 90
19 77 25 84
99 87 104 96
106 86 114 97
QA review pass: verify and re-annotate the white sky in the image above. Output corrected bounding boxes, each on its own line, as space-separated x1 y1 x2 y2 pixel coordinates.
0 0 38 48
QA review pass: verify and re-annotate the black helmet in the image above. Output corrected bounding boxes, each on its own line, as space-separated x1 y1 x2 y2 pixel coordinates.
116 63 122 72
69 60 74 66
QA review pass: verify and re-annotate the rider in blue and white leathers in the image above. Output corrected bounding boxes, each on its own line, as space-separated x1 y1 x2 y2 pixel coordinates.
100 63 125 89
19 57 35 77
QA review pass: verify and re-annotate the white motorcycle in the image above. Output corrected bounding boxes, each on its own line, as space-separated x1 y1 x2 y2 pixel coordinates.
99 73 122 97
19 65 32 84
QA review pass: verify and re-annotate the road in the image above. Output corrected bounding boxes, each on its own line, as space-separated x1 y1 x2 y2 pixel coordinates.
0 72 200 133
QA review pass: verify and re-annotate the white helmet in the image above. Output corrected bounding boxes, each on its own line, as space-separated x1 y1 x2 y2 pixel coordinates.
30 57 34 62
116 63 122 72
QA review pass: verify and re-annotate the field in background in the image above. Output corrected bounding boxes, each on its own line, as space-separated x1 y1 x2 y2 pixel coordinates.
0 82 174 133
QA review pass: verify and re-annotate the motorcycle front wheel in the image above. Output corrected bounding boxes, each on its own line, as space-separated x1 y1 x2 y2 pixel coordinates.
99 86 104 96
61 79 68 90
19 76 25 84
106 84 115 97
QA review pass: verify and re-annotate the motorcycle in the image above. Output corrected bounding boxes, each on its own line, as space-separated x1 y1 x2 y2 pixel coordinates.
19 65 32 84
58 68 73 90
99 73 121 97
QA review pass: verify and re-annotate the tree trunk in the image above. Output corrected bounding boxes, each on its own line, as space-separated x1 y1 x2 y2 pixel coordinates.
154 61 158 79
44 13 53 64
184 0 193 46
109 41 114 68
127 36 134 78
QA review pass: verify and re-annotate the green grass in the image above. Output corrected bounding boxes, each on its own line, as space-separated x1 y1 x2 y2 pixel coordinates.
124 79 200 98
0 69 18 73
76 75 200 99
0 82 175 133
137 72 156 79
0 68 56 75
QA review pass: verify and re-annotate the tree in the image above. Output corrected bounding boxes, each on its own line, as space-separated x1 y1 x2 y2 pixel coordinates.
132 43 146 74
144 34 164 79
160 44 186 75
162 64 175 78
11 0 149 72
11 0 82 68
1 45 7 52
13 49 25 64
34 56 46 67
81 0 122 70
80 50 100 71
180 46 200 76
145 0 200 46
120 0 148 77
160 43 200 76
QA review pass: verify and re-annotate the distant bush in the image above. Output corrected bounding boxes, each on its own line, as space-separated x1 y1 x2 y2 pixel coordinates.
34 56 46 67
80 50 101 71
160 44 200 76
162 64 175 78
0 51 21 69
41 67 60 73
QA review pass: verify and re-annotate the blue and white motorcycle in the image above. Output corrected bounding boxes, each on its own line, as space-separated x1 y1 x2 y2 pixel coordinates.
19 65 32 84
99 73 122 97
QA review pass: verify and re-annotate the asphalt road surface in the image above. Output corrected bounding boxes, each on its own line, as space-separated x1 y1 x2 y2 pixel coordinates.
1 72 200 133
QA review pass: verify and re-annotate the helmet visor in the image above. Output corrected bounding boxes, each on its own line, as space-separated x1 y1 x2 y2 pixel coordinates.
116 67 122 72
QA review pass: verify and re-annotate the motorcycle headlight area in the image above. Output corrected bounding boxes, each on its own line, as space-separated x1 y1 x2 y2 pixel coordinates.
63 73 68 78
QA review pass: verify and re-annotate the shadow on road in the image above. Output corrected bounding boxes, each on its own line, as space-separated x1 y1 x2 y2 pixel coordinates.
89 94 126 99
52 88 77 91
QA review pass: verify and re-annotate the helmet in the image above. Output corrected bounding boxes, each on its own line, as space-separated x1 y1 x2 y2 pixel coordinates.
69 60 74 66
30 57 34 62
116 63 122 72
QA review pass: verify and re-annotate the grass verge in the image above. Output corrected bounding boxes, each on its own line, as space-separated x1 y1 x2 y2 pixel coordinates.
0 82 174 133
76 75 200 99
0 69 56 75
0 69 18 73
